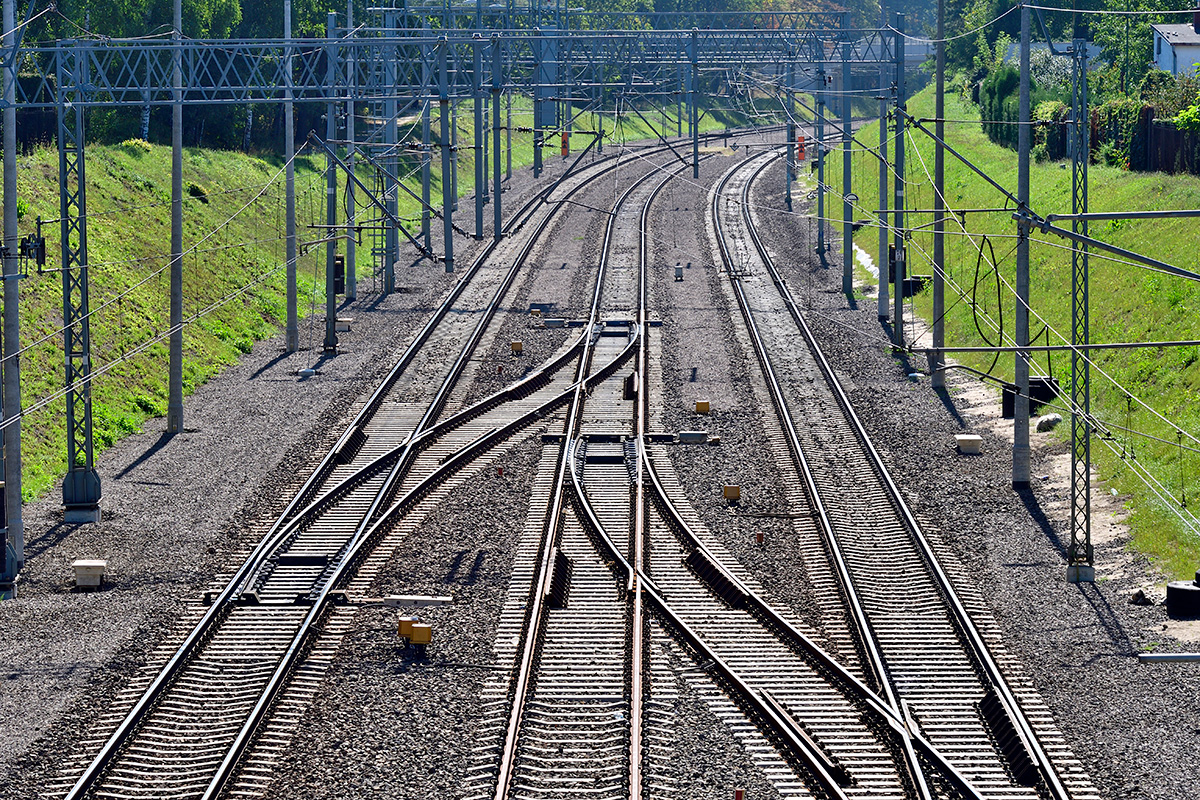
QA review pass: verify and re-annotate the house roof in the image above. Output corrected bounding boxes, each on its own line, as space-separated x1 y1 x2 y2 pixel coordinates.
1152 23 1200 47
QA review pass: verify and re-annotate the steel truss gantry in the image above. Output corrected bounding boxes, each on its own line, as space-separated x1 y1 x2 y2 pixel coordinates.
3 19 899 530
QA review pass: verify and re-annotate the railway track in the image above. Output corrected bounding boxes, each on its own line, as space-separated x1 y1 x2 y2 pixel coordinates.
691 149 1101 799
49 141 689 800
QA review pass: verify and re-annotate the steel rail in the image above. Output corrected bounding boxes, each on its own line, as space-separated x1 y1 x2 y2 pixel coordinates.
566 460 853 800
713 150 975 800
490 149 679 800
198 144 665 800
735 150 1072 800
61 141 666 800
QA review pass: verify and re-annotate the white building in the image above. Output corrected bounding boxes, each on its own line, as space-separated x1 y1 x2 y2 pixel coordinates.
1151 21 1200 75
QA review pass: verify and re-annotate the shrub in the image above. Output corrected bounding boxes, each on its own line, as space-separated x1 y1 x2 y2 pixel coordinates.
118 138 152 155
187 181 210 204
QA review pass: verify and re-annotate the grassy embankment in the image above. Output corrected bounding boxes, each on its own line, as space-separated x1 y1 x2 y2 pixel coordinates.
13 97 759 503
823 86 1200 578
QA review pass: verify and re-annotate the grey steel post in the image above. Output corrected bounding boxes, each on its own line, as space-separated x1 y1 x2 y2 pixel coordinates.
383 11 397 291
690 28 699 178
878 5 890 321
842 34 853 295
451 101 458 212
932 0 946 386
1068 37 1093 580
786 52 794 213
892 13 906 343
492 35 503 240
474 37 484 239
533 30 543 178
284 0 298 351
58 43 100 522
1013 1 1032 488
422 23 432 251
506 89 512 180
323 14 338 354
345 0 356 300
168 0 183 433
816 61 825 257
2 0 21 580
439 38 454 272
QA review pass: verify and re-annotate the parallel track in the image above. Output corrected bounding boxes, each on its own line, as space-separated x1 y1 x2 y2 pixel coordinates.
52 142 689 800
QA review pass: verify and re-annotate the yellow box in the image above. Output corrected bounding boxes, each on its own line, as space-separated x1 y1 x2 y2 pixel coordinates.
723 485 741 501
397 617 416 638
410 623 433 645
511 341 523 355
695 400 710 414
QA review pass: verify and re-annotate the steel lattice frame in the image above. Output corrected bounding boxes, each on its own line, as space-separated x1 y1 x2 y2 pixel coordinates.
56 44 101 513
1068 38 1092 575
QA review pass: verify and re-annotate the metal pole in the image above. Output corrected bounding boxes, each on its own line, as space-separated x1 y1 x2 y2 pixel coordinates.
878 4 890 321
506 89 512 180
786 52 794 213
345 0 356 301
691 28 699 179
816 61 825 258
168 0 184 432
492 35 503 240
892 12 906 342
932 0 946 387
842 33 853 295
383 11 397 291
1 0 21 585
1013 1 1032 488
1068 37 1093 581
422 22 432 253
439 38 454 272
474 37 485 240
284 0 298 351
323 13 338 354
533 30 543 178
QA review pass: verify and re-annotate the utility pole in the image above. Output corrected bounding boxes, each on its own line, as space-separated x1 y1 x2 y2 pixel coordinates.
383 11 398 292
786 51 794 213
892 12 906 343
58 44 101 523
1068 35 1094 582
842 32 853 295
690 28 699 179
323 13 338 354
474 36 485 240
439 37 454 272
1013 0 1032 488
284 0 298 350
816 60 825 259
492 34 503 240
168 0 184 432
2 0 22 588
422 23 432 254
345 0 356 301
878 4 890 321
932 0 946 387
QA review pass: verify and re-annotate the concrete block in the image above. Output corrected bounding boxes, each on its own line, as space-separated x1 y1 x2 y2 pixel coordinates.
72 559 107 589
955 434 983 455
335 317 353 332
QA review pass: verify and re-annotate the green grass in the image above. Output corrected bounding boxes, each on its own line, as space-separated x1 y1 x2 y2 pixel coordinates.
14 97 770 504
825 87 1200 579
